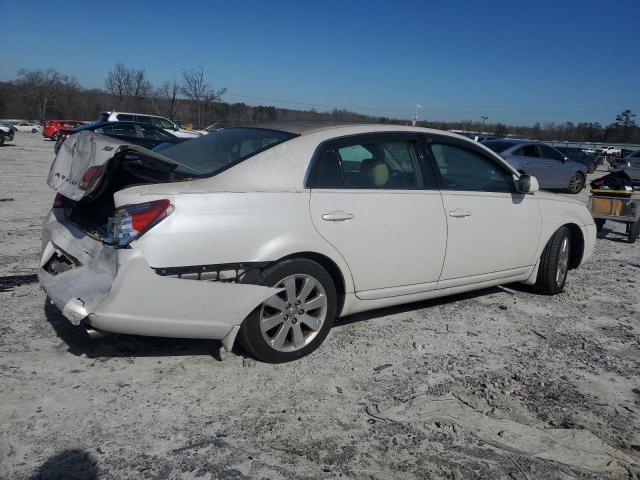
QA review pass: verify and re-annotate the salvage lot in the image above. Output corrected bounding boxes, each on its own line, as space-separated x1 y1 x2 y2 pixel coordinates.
0 134 639 479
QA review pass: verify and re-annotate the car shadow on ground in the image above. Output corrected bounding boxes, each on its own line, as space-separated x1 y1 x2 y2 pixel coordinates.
44 286 516 361
597 226 634 243
335 286 504 327
44 299 227 360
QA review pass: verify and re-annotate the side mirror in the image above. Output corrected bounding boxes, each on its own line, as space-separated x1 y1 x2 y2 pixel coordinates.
517 174 539 194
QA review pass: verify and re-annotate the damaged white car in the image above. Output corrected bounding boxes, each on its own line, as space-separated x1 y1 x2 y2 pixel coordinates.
39 124 596 362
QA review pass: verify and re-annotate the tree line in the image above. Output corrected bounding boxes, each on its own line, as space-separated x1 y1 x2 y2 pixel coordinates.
0 65 638 144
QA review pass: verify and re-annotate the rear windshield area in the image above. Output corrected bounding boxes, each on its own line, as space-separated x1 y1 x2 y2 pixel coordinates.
159 128 295 176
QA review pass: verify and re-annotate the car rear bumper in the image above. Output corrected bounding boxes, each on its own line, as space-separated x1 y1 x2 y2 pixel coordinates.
39 210 279 341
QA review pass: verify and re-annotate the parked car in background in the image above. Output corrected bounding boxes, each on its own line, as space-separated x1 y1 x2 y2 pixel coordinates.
555 146 597 173
13 122 42 133
99 112 206 138
43 120 87 141
39 124 595 363
54 121 187 154
483 140 587 193
597 146 621 156
0 124 15 145
620 150 640 182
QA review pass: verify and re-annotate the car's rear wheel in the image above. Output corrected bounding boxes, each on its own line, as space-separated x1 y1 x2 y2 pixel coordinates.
534 226 571 295
239 259 337 363
0 135 4 146
31 128 37 133
567 173 585 194
52 132 62 142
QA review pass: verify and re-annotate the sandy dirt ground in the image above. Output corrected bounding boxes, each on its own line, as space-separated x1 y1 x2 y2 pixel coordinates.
0 134 639 480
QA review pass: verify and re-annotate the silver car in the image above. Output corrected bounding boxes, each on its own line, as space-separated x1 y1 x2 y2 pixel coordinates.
483 140 587 194
621 149 640 182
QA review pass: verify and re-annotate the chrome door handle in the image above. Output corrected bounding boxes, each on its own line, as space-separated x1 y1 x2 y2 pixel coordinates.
449 209 471 218
322 210 354 221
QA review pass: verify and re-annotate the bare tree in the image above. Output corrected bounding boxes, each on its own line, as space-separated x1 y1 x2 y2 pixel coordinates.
130 68 152 110
17 68 64 122
181 67 225 127
104 63 131 108
56 74 81 118
157 78 181 119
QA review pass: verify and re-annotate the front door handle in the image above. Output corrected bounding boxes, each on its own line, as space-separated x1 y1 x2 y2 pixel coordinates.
322 210 354 221
449 209 471 218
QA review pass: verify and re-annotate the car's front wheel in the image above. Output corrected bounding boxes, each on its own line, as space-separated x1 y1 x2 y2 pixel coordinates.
239 259 337 363
534 226 571 295
567 173 585 194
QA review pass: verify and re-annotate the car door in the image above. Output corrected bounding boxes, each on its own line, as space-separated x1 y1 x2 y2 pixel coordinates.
538 144 573 188
426 136 541 287
308 133 448 299
512 144 552 186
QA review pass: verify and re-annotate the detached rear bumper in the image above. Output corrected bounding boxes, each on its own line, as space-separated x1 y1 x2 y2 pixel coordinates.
39 211 279 341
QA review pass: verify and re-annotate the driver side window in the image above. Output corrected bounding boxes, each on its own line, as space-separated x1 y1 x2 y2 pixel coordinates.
431 143 515 193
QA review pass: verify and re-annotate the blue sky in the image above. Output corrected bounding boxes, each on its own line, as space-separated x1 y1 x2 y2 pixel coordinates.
1 0 638 125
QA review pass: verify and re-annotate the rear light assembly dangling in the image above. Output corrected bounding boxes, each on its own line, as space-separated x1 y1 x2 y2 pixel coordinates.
106 199 174 247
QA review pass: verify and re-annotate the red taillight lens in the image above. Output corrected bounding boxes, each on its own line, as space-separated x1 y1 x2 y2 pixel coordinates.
53 193 66 208
79 165 103 191
108 199 173 246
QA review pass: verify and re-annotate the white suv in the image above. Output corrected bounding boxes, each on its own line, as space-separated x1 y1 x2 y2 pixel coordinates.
99 111 205 139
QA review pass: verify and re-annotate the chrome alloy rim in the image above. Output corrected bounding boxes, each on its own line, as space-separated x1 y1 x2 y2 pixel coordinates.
259 274 328 352
556 236 569 285
569 175 583 193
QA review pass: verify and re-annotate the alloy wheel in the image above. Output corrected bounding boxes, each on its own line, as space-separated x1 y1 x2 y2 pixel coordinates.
556 236 569 285
569 174 584 193
259 274 328 352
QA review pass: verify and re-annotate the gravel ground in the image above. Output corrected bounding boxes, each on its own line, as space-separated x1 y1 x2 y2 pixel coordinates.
0 134 639 480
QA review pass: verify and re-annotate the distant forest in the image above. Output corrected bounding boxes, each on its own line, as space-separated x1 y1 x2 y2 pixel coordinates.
1 65 638 144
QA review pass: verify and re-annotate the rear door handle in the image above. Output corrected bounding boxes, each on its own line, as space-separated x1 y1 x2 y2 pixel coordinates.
449 209 471 218
322 210 354 221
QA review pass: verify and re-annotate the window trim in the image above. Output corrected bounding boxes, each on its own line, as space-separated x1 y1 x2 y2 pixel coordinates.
305 132 436 190
422 133 518 193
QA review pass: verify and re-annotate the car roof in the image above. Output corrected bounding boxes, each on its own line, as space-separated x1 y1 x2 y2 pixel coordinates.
233 121 476 138
70 121 174 134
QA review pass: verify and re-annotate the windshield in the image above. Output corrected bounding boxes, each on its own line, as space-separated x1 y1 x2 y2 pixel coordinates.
483 140 517 153
158 128 296 176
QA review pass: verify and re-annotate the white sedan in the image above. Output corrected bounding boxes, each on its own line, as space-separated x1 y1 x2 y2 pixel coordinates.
14 122 42 133
39 124 596 362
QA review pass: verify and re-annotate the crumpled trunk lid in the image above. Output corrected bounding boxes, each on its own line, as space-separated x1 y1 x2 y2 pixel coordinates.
48 131 178 201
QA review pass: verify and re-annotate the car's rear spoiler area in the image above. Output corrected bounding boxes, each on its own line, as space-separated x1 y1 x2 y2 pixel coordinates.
48 131 178 201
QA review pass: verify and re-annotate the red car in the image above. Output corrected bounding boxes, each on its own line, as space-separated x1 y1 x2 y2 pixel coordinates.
43 120 87 141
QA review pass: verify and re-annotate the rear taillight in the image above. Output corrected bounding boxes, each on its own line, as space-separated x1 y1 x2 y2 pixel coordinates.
79 165 104 191
107 199 173 246
53 193 66 208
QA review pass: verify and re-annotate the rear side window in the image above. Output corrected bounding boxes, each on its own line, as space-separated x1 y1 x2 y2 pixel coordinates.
117 114 134 122
311 138 423 189
539 145 565 161
430 143 514 193
96 124 139 137
135 115 152 125
515 145 540 157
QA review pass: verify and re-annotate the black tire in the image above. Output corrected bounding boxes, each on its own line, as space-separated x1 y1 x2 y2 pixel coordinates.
567 173 585 194
239 259 337 363
628 221 639 244
594 218 606 232
534 226 571 295
31 128 37 133
0 135 4 146
52 132 62 142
